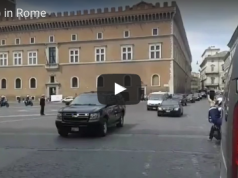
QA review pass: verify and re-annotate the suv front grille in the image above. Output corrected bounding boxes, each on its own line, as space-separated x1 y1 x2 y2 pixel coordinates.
62 112 89 122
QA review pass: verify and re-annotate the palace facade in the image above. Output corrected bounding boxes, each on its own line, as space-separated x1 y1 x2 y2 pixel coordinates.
0 1 192 100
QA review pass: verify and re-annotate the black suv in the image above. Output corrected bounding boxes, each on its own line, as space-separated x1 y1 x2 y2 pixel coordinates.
55 92 126 137
172 94 187 106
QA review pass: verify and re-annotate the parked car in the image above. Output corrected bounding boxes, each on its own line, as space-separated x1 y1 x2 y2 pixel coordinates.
186 94 195 103
55 92 126 137
193 93 200 101
172 94 187 106
157 99 183 117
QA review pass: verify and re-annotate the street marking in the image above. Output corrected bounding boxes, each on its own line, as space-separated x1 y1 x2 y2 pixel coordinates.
0 113 55 118
18 110 28 112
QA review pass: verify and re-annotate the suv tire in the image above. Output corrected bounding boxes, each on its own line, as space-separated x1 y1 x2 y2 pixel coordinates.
98 120 107 137
116 115 124 128
58 130 69 137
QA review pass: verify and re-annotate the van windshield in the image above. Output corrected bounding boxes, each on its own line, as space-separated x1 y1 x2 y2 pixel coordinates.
148 94 164 100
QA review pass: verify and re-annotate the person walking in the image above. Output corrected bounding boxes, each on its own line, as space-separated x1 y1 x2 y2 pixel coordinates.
40 94 45 115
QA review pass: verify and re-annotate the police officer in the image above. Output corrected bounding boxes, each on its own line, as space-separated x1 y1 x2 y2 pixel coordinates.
40 94 45 115
208 100 222 140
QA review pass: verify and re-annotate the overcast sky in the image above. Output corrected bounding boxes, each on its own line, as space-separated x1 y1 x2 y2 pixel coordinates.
17 0 238 72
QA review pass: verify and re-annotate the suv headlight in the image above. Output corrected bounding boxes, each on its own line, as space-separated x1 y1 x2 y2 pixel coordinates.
57 112 62 120
174 108 179 111
90 113 100 120
158 107 162 110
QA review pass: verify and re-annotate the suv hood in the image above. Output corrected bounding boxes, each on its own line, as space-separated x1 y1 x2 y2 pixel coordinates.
59 105 105 113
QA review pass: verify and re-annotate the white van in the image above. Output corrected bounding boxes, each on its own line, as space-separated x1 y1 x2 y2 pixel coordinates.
147 92 169 110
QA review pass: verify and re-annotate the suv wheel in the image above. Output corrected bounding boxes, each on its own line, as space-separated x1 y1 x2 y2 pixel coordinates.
58 130 69 137
99 120 107 137
116 115 124 127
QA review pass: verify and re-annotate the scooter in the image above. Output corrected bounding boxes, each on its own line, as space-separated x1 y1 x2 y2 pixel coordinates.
0 100 9 107
24 100 33 106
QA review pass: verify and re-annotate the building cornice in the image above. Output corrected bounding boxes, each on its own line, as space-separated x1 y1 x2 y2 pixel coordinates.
228 25 238 48
0 2 176 33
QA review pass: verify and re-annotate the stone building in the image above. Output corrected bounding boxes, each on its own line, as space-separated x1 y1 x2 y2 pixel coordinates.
191 72 200 93
0 1 192 100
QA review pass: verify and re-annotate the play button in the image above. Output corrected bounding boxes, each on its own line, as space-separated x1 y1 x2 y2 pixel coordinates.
114 83 126 95
97 74 141 105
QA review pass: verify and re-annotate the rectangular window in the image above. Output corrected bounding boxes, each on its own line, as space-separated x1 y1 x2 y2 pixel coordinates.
95 47 105 62
152 28 159 36
15 38 20 44
69 49 79 63
49 35 54 43
124 30 130 38
211 77 215 84
48 47 56 64
1 39 6 45
149 44 161 59
71 34 77 41
50 76 55 83
0 53 8 66
28 51 37 65
30 37 35 44
13 52 22 65
121 46 133 60
97 32 103 39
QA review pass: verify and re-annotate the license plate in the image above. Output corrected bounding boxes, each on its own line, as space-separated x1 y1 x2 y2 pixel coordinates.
153 107 156 109
166 110 170 112
71 127 79 131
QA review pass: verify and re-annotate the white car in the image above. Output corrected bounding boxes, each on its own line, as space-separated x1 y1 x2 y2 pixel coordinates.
62 96 74 103
147 92 169 110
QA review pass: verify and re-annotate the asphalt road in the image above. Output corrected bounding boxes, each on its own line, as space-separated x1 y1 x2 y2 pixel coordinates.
0 100 220 178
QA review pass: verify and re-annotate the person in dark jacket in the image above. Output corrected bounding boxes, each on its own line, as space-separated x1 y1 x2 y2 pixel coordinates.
40 94 45 115
208 101 222 140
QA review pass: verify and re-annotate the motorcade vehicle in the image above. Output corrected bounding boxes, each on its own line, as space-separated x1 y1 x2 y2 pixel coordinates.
186 94 195 103
172 94 187 106
62 96 74 104
220 46 238 178
147 91 169 110
55 92 126 137
0 96 9 107
24 99 33 106
157 99 183 117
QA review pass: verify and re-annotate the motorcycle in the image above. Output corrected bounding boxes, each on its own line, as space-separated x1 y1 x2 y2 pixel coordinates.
0 100 9 107
24 100 33 106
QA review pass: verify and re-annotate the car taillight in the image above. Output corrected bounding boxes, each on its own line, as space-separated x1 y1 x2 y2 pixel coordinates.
232 104 238 178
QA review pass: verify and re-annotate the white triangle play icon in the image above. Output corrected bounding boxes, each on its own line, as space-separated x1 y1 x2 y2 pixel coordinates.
114 83 126 95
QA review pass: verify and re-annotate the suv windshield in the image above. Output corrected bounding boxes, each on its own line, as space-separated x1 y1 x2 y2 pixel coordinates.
70 94 102 106
148 94 164 100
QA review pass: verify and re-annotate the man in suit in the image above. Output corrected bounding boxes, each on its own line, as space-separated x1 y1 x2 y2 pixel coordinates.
40 94 45 115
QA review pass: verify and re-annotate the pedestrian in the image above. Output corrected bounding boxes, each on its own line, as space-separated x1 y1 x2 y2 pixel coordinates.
40 94 45 115
208 101 222 140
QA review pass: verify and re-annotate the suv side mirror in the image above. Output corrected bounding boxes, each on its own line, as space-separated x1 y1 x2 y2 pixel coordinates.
65 102 70 106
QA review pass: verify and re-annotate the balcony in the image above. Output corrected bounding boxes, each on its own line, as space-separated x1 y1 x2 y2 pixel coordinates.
205 82 219 86
45 63 59 70
205 70 219 74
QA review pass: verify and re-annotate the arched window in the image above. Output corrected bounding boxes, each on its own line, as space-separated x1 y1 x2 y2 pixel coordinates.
1 79 6 89
124 75 131 87
71 77 79 88
15 78 22 89
97 76 104 87
29 78 36 89
151 74 160 86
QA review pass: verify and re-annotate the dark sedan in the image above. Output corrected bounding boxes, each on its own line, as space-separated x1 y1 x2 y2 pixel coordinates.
172 94 187 106
157 99 183 117
186 94 195 103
